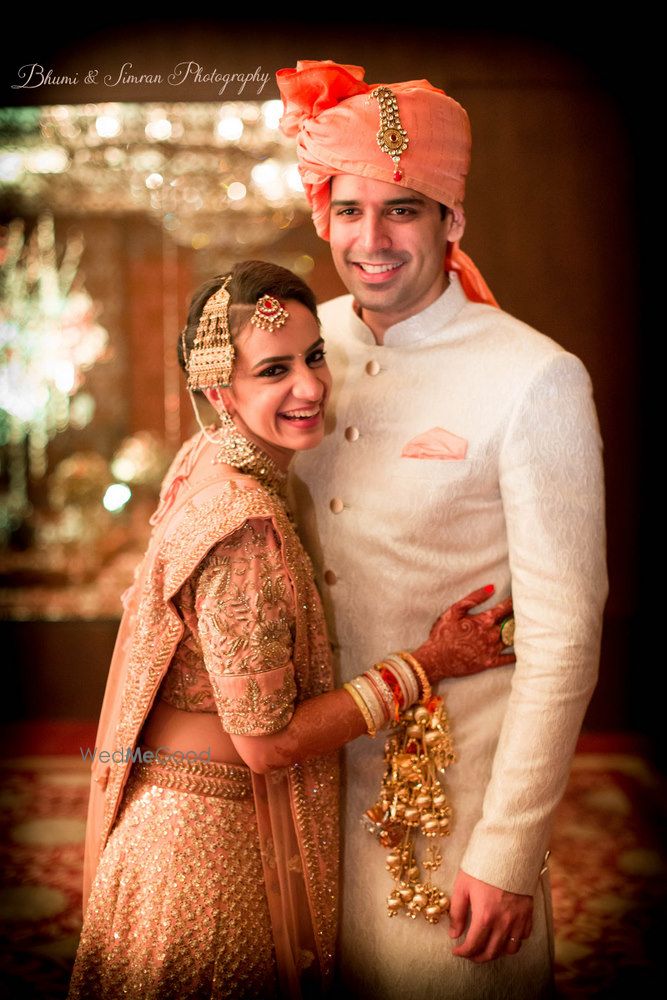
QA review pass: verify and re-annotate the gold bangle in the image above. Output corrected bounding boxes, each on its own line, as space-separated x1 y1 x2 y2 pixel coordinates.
398 651 431 704
343 682 377 738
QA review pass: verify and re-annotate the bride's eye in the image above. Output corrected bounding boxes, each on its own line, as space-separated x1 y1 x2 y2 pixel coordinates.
307 348 327 366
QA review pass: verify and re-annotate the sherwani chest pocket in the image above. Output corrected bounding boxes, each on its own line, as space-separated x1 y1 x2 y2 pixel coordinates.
365 455 481 549
388 453 479 500
394 455 473 482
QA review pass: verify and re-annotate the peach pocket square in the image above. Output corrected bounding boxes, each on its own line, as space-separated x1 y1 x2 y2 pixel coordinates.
401 427 468 460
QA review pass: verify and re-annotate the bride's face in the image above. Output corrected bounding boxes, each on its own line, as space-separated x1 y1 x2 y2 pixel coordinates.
212 299 331 466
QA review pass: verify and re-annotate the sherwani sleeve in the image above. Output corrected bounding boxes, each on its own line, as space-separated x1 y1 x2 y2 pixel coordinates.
194 517 298 736
460 352 608 894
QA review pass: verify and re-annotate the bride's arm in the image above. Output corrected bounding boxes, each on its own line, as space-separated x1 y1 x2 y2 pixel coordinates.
231 688 366 773
193 517 366 772
231 584 516 774
195 518 512 774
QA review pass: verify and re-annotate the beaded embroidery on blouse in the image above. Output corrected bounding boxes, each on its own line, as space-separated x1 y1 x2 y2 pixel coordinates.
156 518 297 732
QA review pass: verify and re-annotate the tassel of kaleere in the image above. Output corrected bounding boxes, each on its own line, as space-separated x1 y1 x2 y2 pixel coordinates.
363 695 456 924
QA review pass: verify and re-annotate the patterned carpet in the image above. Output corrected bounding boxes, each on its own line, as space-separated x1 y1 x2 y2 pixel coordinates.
0 725 664 1000
549 741 666 997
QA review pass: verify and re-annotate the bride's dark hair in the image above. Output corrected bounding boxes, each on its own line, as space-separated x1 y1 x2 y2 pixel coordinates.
177 260 319 385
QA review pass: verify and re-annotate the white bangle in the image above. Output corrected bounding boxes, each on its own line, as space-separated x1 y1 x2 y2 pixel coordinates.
362 669 395 722
383 653 420 706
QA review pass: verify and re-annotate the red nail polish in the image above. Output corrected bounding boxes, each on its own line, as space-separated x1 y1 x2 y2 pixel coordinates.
484 584 495 594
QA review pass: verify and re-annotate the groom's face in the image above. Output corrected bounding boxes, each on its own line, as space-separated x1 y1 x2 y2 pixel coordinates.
328 174 464 324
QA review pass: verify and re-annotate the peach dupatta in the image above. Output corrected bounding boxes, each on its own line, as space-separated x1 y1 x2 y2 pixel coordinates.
82 432 339 997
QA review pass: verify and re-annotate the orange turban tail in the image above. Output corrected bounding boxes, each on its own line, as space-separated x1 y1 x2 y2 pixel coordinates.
277 60 498 309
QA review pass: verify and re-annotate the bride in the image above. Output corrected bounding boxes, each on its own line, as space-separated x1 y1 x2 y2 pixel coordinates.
68 260 513 1000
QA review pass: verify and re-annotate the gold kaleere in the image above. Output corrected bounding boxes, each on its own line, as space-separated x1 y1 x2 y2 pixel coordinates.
363 695 456 924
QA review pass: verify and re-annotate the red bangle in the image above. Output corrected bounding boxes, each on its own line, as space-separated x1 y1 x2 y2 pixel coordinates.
379 666 404 721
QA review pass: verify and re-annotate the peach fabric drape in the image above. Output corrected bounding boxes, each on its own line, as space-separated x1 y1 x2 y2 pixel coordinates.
81 431 339 996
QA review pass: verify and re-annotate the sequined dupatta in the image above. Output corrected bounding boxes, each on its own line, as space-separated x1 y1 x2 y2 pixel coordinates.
82 432 339 997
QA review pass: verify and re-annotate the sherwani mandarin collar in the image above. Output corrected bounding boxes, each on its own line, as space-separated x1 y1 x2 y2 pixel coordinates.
348 272 469 348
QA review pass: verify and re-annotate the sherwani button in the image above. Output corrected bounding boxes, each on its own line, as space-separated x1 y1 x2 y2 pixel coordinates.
329 498 344 514
324 570 337 585
365 360 381 376
345 427 360 441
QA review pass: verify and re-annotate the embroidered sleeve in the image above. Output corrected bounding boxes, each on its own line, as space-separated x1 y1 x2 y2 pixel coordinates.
194 517 297 736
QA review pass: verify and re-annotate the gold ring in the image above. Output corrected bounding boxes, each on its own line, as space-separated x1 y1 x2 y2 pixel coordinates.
499 616 515 647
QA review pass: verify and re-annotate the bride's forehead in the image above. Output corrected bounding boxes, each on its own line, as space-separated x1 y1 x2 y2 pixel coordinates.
236 305 318 354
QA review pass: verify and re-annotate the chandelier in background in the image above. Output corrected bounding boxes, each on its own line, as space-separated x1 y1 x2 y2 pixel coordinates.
0 214 110 543
0 101 310 249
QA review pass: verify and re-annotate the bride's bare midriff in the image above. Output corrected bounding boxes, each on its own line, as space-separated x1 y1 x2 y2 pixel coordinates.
140 699 245 766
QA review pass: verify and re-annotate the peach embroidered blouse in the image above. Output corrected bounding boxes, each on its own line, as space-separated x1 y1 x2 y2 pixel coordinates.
156 518 297 735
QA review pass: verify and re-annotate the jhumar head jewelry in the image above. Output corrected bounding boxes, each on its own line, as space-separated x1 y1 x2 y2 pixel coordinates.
371 86 409 182
186 276 234 390
251 295 290 333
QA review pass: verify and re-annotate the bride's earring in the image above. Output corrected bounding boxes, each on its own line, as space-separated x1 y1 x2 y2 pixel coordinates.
215 401 239 435
213 400 287 499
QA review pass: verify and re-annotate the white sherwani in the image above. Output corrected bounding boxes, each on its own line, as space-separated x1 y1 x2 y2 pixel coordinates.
290 274 607 999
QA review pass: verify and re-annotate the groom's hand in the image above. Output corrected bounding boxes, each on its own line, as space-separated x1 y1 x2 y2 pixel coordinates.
448 870 533 962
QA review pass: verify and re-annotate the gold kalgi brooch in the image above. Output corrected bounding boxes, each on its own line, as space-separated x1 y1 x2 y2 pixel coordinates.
371 86 409 182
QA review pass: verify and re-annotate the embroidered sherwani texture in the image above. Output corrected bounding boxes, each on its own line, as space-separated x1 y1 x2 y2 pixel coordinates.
69 434 339 1000
291 274 607 999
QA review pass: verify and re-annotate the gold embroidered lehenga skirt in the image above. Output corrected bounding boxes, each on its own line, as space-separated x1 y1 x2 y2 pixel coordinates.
68 754 278 999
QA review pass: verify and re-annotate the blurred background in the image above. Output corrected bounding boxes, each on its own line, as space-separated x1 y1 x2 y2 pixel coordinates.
0 11 658 755
0 11 663 998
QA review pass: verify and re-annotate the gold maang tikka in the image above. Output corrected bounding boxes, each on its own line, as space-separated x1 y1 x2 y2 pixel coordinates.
186 275 234 390
251 294 289 332
371 86 409 182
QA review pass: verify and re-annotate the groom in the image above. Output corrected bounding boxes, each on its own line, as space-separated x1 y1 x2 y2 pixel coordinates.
277 60 607 999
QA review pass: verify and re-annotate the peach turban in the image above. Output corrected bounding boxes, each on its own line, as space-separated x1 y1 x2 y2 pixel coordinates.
277 60 498 308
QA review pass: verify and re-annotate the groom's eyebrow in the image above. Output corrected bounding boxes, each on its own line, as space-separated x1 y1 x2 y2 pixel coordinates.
252 337 324 369
330 197 426 207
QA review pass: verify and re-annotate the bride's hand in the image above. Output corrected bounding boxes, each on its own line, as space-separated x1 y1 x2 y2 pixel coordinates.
412 585 515 684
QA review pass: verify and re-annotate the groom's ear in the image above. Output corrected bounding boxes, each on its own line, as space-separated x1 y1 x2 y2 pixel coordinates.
446 206 466 243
